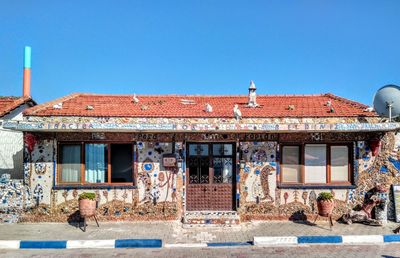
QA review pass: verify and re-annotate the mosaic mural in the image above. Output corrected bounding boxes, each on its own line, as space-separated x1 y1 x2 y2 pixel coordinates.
4 115 398 133
19 135 184 222
8 130 400 223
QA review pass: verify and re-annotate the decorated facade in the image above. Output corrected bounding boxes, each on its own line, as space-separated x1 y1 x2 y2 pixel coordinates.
3 83 400 224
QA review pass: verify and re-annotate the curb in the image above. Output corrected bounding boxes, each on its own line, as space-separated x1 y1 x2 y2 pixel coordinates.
254 235 400 246
1 235 400 249
0 239 162 249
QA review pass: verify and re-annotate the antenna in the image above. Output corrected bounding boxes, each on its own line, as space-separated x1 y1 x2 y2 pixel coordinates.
373 85 400 122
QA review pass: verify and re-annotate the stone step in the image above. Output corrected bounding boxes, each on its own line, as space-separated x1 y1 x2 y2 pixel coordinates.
183 211 240 227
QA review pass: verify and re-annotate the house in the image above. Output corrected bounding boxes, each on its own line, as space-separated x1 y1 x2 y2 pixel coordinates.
0 96 36 179
3 82 400 223
0 46 36 223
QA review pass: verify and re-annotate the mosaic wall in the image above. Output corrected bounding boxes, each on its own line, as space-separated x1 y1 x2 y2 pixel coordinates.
5 115 396 133
239 142 277 204
10 131 400 223
0 174 31 223
136 142 182 206
239 132 400 221
20 133 184 222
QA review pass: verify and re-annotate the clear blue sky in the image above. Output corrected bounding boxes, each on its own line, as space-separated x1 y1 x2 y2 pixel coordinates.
1 1 399 106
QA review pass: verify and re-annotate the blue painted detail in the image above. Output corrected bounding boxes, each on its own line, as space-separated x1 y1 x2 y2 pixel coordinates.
205 219 211 224
115 239 162 248
297 236 342 244
362 154 370 161
383 235 400 243
207 242 252 247
270 162 276 166
380 166 388 173
255 169 260 175
389 157 400 171
143 163 153 171
236 175 240 181
355 145 360 159
276 161 280 176
20 240 67 249
24 46 31 68
236 193 240 200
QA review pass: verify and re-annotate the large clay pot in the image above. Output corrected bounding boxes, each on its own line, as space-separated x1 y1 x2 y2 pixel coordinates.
317 199 334 216
79 199 96 217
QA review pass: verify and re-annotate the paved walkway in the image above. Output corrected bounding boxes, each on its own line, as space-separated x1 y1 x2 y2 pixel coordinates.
0 220 399 244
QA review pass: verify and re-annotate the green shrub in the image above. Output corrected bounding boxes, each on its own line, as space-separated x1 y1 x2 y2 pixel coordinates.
317 192 334 201
78 192 96 201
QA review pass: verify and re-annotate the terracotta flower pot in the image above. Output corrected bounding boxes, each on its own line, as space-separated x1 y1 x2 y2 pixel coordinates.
79 199 96 217
317 199 334 216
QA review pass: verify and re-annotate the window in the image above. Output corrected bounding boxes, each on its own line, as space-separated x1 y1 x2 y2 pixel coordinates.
60 144 81 183
58 142 134 185
188 143 235 184
110 144 133 183
281 146 301 183
304 144 327 183
280 144 351 185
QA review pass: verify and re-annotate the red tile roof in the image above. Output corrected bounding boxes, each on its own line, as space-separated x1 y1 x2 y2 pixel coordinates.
0 96 36 117
24 93 377 118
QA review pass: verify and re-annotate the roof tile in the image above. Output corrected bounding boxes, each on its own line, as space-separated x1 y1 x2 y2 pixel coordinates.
0 96 35 117
24 93 377 118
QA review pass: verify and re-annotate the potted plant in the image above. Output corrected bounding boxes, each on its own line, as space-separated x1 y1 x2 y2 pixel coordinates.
317 192 335 216
78 192 97 217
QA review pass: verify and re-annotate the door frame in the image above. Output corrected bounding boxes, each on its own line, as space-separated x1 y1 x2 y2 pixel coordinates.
185 142 237 211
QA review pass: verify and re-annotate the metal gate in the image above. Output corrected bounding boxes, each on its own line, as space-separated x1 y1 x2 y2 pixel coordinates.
186 143 235 211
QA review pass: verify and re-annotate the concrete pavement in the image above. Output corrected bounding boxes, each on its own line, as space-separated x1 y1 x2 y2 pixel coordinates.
0 220 399 245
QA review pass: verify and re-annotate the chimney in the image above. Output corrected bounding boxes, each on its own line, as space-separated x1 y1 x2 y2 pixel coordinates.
23 46 31 97
247 80 258 107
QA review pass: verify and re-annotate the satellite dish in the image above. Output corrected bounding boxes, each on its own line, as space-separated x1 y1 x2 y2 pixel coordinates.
373 84 400 121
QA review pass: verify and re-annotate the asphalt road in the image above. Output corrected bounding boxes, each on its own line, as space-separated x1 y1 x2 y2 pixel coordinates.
1 244 400 258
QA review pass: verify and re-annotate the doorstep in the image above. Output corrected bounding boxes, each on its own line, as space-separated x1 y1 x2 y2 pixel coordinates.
182 211 240 227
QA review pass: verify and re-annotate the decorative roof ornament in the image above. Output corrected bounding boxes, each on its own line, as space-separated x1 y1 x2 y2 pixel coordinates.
364 107 374 112
247 80 259 107
233 104 242 120
205 103 213 113
86 105 94 110
53 103 62 109
132 93 139 104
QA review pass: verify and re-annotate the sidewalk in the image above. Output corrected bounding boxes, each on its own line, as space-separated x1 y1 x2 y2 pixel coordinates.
0 220 399 244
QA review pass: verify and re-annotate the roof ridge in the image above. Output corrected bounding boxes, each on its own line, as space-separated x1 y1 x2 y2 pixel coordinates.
324 93 369 109
75 93 327 98
24 93 81 115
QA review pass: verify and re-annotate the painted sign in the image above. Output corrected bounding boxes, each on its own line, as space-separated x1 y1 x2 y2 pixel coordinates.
3 120 400 133
393 185 400 223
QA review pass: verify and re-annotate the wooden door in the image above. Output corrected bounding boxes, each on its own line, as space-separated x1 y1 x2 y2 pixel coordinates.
186 143 235 211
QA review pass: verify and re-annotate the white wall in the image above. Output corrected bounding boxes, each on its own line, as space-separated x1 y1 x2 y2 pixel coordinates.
0 104 29 179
